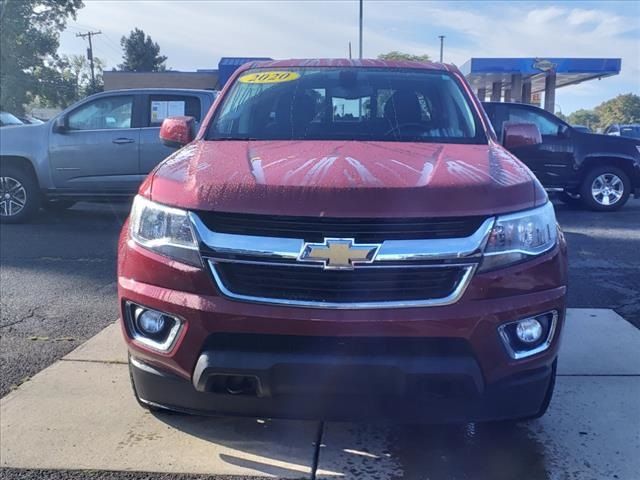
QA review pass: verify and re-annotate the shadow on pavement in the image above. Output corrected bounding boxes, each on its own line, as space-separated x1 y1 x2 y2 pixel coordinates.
154 412 318 478
318 421 551 480
387 422 549 480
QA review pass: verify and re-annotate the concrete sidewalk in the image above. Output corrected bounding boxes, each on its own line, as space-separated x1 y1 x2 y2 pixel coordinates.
1 323 320 478
1 309 639 479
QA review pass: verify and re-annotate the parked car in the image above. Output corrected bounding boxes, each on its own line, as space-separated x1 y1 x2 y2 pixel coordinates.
483 102 640 211
119 59 568 424
0 88 217 222
0 111 24 127
571 124 592 133
18 115 45 125
604 123 640 140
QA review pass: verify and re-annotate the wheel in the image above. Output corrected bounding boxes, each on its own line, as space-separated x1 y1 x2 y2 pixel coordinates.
0 165 41 223
557 192 582 208
580 166 630 211
43 199 76 212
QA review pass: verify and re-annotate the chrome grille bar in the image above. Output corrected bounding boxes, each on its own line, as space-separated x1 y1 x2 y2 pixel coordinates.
190 214 494 264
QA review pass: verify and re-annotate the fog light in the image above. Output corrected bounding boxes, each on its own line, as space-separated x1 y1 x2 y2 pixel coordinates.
516 318 543 343
498 310 558 360
125 302 183 352
135 308 165 334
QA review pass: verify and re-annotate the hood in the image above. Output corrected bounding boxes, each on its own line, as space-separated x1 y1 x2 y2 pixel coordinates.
0 122 49 153
149 140 543 217
576 130 640 150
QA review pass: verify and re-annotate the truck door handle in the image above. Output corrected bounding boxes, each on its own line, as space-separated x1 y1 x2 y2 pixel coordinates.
112 138 135 144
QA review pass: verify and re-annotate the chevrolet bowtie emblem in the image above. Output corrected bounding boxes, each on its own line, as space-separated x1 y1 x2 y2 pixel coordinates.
298 238 381 270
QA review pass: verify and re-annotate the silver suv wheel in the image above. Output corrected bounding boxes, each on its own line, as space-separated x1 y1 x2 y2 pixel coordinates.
591 173 624 206
0 176 27 217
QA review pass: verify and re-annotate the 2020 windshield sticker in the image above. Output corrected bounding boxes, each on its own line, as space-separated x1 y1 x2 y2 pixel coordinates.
238 71 301 84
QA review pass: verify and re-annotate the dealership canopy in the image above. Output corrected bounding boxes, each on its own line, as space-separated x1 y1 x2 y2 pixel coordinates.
460 57 622 111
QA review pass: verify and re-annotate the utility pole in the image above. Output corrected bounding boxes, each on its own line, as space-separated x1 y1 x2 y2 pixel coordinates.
349 41 352 60
358 0 363 59
76 30 102 90
438 35 445 63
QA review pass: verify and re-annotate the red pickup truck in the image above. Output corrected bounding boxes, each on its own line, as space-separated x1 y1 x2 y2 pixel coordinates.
118 59 567 423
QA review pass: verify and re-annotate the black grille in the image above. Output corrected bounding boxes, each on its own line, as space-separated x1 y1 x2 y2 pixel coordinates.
213 263 464 303
196 212 486 242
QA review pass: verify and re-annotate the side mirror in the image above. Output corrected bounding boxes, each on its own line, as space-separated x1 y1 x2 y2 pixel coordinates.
503 122 542 150
558 124 570 138
159 116 195 148
52 116 67 133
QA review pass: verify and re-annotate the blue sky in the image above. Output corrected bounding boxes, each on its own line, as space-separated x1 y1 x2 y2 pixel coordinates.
60 0 639 114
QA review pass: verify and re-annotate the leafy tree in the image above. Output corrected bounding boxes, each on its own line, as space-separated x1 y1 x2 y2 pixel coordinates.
555 111 568 122
377 51 430 62
58 53 104 99
567 109 600 128
119 28 167 72
0 0 84 114
595 93 640 128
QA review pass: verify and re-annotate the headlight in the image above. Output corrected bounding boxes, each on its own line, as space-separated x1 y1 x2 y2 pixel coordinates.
129 195 201 266
480 202 558 271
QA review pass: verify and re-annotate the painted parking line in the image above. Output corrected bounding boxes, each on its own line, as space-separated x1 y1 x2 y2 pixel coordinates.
1 309 639 478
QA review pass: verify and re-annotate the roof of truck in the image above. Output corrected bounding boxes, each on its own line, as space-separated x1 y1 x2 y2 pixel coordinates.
104 88 216 95
239 58 450 72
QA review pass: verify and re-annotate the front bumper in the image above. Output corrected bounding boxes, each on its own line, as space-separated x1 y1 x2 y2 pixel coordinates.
130 350 554 423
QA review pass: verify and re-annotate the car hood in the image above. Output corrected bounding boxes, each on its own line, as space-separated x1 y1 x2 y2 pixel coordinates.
0 122 49 152
576 130 640 150
149 140 544 217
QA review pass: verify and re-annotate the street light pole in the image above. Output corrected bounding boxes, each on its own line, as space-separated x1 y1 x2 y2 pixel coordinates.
438 35 445 63
359 0 363 59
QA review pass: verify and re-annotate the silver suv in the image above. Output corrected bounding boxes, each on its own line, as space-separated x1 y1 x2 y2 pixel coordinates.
0 89 217 223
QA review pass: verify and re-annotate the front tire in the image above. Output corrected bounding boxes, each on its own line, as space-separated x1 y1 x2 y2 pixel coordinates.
580 166 630 211
0 166 41 223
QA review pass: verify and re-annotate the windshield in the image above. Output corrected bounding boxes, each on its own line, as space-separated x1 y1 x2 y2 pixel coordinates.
0 111 24 126
208 68 485 144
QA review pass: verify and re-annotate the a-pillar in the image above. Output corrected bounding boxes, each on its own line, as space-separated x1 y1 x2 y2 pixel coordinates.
543 69 557 112
490 82 501 102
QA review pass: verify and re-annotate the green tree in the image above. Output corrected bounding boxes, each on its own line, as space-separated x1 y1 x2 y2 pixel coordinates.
595 93 640 128
57 53 104 100
0 0 84 114
377 51 430 62
119 28 167 72
567 109 600 128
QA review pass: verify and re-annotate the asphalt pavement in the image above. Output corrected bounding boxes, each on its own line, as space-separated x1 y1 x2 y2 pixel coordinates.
1 198 639 480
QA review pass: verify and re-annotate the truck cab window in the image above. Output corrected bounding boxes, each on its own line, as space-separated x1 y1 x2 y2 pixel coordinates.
68 96 133 130
507 107 562 136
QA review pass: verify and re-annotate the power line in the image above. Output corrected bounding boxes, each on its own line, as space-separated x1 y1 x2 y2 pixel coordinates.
75 30 102 89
